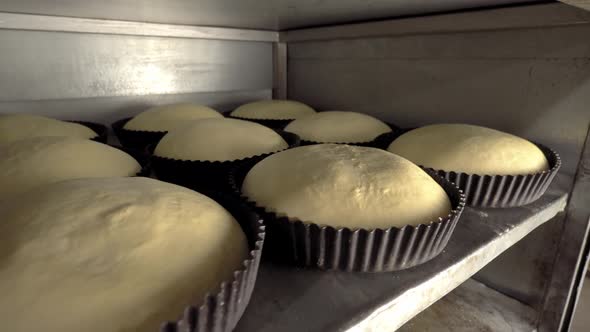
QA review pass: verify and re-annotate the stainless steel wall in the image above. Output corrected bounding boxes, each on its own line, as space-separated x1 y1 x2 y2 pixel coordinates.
0 0 537 30
0 29 273 121
287 17 590 322
288 24 590 174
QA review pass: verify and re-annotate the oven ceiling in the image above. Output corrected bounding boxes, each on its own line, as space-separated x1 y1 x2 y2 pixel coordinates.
0 0 541 30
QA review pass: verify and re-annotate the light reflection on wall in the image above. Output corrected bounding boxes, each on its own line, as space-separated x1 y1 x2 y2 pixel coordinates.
133 63 177 95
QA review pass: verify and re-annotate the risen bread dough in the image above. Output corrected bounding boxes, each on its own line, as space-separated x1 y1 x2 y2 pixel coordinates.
230 100 316 120
0 177 249 332
0 114 97 143
155 118 288 161
0 137 141 200
242 144 451 229
284 111 391 143
123 103 222 132
387 124 549 175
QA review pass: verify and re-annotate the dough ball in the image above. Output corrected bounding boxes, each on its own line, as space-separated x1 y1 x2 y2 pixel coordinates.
0 177 248 332
155 118 288 161
230 100 316 120
0 136 141 200
387 124 549 175
0 114 97 144
242 144 451 229
284 111 391 143
123 103 222 132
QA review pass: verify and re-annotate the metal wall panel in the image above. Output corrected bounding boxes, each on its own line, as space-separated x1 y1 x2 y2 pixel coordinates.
288 25 590 175
287 23 590 317
0 30 272 101
282 3 590 42
0 12 278 42
0 0 538 30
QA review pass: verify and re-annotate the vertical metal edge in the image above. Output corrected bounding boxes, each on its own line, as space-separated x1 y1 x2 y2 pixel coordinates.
539 124 590 332
272 42 288 100
562 216 590 331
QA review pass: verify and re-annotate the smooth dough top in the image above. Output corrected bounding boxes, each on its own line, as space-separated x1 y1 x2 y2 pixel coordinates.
387 124 549 175
230 100 316 120
0 137 141 200
123 103 222 132
242 144 452 229
155 118 288 161
284 111 391 143
0 177 249 332
0 114 97 144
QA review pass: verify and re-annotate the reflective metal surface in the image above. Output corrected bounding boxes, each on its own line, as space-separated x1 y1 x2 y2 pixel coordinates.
399 279 536 332
474 216 564 308
272 43 287 99
0 12 278 42
282 3 590 42
288 25 590 173
0 30 272 101
235 182 568 332
0 0 539 30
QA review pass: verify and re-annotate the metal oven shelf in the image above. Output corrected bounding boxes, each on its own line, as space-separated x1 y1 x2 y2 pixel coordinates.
399 278 536 332
235 176 569 331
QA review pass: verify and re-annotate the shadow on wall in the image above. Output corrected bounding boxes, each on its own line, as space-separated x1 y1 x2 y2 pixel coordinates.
288 25 590 176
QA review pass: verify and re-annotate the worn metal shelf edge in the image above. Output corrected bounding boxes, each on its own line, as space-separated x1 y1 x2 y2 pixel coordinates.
235 176 569 332
0 12 278 42
398 279 537 332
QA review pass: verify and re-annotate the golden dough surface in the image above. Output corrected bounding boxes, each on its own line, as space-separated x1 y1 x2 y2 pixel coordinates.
230 100 315 120
0 177 248 332
155 118 288 161
0 114 97 143
123 103 222 132
387 124 549 175
0 137 141 200
284 111 391 143
243 144 452 229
